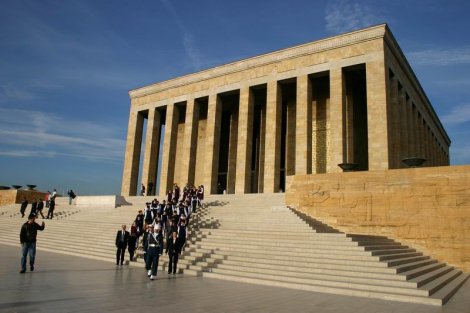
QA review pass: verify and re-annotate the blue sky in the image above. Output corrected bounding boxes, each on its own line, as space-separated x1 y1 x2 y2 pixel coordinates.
1 0 469 195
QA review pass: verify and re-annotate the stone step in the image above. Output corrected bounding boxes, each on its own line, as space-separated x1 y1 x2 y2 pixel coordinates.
409 266 455 288
429 273 469 305
207 268 429 296
213 258 408 281
198 228 348 236
189 236 364 249
196 246 385 264
202 272 443 306
371 248 416 256
422 270 463 295
212 262 418 289
377 252 424 261
386 256 431 267
393 259 439 273
401 263 447 280
194 234 358 246
202 253 397 273
187 241 378 257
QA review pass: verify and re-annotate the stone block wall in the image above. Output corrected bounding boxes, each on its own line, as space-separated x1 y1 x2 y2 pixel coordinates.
0 190 47 206
285 165 470 271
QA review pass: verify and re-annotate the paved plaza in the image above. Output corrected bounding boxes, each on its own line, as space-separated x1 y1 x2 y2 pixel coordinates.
1 244 469 313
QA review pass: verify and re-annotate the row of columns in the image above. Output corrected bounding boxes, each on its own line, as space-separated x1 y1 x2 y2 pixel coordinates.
122 60 392 196
388 73 449 168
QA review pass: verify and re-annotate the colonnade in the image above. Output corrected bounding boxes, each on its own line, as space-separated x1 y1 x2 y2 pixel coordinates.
121 60 448 196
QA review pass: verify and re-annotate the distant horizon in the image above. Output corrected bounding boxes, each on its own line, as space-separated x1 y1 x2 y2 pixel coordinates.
1 0 470 195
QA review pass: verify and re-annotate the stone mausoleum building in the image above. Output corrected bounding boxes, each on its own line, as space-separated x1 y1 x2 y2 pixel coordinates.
121 24 450 196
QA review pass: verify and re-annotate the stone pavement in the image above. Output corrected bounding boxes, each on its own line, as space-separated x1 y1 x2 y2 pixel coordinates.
1 244 469 313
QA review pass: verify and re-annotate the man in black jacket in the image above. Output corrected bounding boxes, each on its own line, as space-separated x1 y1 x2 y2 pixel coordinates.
165 231 182 275
20 198 28 218
19 214 45 273
115 225 129 266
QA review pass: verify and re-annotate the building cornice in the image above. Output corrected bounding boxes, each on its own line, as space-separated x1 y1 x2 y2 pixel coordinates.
129 24 387 99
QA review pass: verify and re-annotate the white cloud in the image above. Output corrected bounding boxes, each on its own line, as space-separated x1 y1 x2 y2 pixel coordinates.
325 0 382 34
160 0 202 70
408 47 470 66
442 104 470 125
0 108 125 162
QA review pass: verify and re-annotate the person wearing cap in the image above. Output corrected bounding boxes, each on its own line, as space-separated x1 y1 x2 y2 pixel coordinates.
145 224 163 280
19 214 45 273
144 203 154 226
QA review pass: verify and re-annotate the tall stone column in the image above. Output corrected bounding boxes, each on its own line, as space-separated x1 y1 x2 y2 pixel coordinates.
227 109 239 193
328 67 345 173
398 88 407 166
366 60 390 170
141 108 161 195
204 94 222 194
418 114 426 160
258 105 266 193
159 103 178 195
388 76 400 168
121 109 144 196
264 80 282 193
235 87 254 194
405 96 414 158
295 75 312 174
180 98 199 187
413 105 420 157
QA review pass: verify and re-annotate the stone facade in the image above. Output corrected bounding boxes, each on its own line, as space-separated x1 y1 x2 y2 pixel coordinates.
285 165 470 272
122 24 450 196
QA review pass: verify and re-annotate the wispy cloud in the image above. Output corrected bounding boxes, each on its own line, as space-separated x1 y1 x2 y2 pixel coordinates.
0 108 125 162
325 0 382 34
0 85 37 102
442 104 470 125
160 0 202 70
408 47 470 66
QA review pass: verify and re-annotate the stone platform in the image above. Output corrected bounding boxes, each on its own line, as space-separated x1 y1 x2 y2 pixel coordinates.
1 244 469 313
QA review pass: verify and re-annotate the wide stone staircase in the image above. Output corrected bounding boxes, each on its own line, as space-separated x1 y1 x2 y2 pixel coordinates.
177 194 469 306
0 194 467 306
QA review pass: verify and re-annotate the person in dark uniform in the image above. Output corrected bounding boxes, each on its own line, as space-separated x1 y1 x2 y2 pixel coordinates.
19 214 45 273
20 198 28 218
115 225 129 266
128 223 138 262
165 231 182 275
135 210 144 236
142 225 151 264
145 224 163 280
30 199 38 217
177 217 187 252
36 200 45 219
46 197 55 219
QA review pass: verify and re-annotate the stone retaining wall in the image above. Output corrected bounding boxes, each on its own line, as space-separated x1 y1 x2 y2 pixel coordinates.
0 189 46 206
285 165 470 271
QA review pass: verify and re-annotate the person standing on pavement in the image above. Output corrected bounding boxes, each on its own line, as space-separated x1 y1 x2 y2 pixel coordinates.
115 225 129 266
46 197 55 219
19 214 45 273
145 224 163 280
20 198 28 218
36 199 45 219
165 231 182 275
